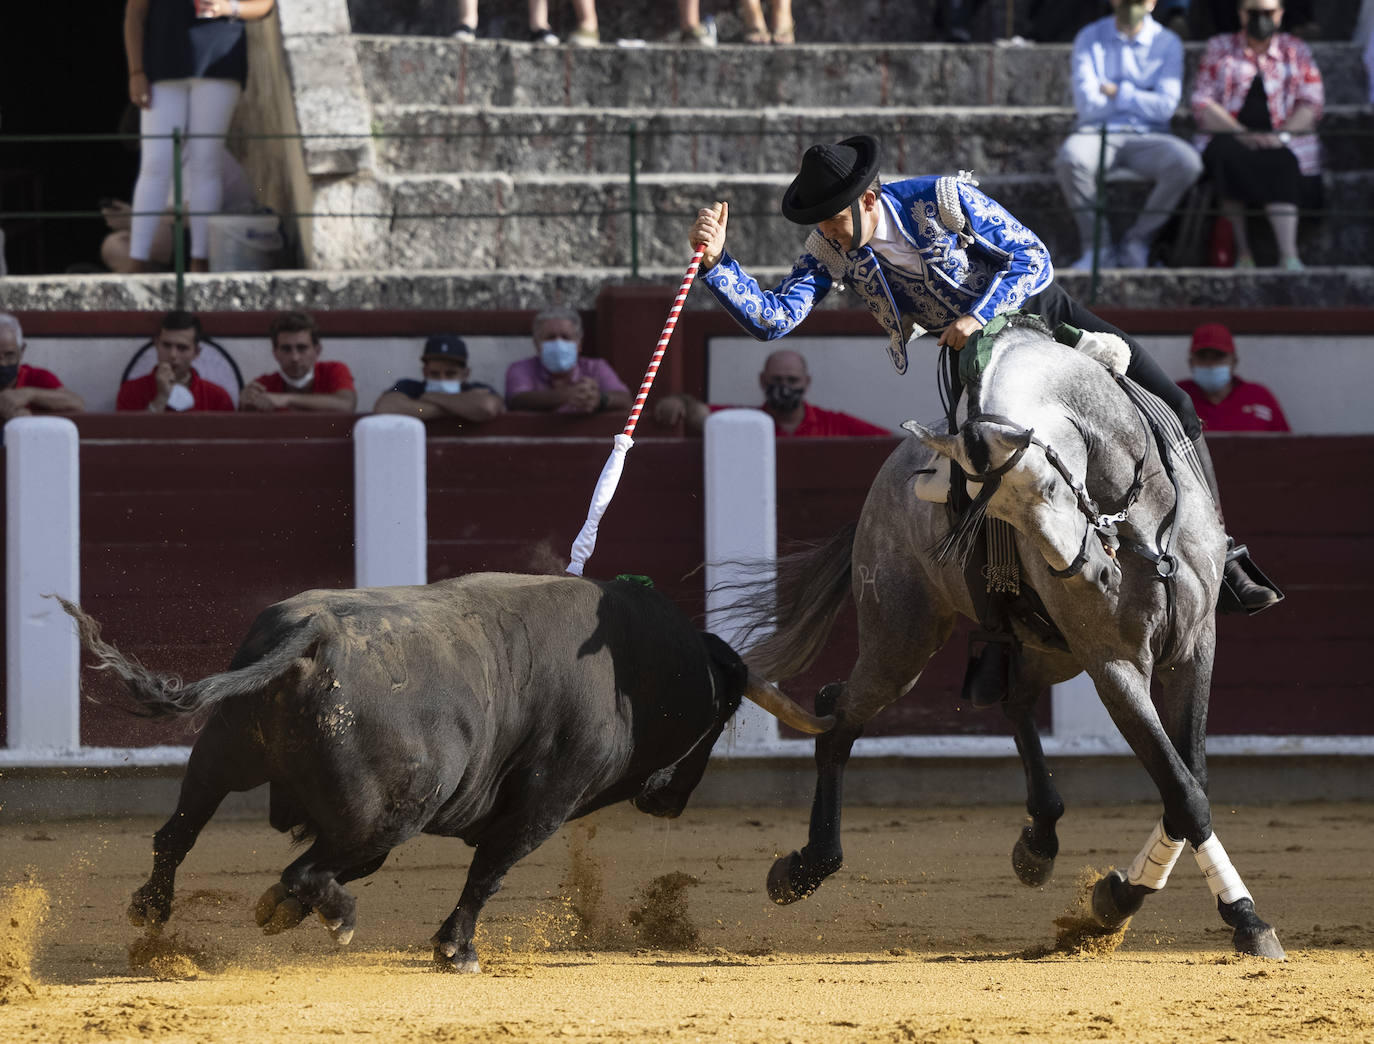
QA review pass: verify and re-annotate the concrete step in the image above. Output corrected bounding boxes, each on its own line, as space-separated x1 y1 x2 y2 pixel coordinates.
315 170 1373 271
346 0 1361 46
354 37 1371 111
371 104 1374 177
4 265 1372 314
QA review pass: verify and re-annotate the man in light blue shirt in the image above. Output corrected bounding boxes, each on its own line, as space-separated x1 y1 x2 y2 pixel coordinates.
1055 0 1202 270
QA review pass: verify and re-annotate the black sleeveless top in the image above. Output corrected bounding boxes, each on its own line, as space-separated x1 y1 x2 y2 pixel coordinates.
1236 73 1273 132
143 0 248 87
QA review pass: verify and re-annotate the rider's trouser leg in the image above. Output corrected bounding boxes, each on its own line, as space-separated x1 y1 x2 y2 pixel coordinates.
1026 282 1280 612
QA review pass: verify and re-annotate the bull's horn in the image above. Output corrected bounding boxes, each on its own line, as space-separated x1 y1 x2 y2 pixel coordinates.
743 672 835 735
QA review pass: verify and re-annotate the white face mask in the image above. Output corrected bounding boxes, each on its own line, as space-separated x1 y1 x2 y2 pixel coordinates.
1191 363 1233 394
166 383 196 411
540 338 579 375
279 367 315 389
425 378 463 395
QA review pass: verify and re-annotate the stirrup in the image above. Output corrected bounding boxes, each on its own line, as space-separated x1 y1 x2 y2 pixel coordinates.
1218 543 1284 615
961 631 1014 708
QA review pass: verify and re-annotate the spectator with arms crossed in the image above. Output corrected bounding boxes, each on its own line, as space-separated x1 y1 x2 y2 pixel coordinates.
1056 0 1202 270
116 311 234 413
0 313 85 421
373 334 504 423
240 311 357 413
655 349 890 436
505 306 632 415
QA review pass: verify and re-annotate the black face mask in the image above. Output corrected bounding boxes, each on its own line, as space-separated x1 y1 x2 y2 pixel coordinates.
0 364 18 388
1246 10 1277 40
764 381 805 413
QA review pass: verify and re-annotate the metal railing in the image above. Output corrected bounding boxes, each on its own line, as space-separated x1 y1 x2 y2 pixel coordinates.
2 123 1370 308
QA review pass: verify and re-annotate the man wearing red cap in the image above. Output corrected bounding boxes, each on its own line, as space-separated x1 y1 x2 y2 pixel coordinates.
689 135 1280 611
1179 323 1290 432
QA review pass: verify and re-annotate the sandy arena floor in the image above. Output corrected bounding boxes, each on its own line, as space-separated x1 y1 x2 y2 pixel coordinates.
1 800 1371 1043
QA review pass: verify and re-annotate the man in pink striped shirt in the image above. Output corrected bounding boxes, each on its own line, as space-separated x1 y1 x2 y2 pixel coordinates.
1191 0 1324 270
505 306 632 415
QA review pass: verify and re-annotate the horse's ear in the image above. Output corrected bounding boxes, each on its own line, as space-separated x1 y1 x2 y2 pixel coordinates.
902 421 961 461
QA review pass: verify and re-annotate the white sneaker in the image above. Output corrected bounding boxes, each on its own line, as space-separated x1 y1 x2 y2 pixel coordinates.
1068 247 1115 271
1116 238 1150 269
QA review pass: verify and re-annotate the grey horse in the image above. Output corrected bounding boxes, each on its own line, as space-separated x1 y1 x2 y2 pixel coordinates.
739 315 1284 959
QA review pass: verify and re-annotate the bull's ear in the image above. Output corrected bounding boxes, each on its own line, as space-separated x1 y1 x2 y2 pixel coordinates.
699 632 749 695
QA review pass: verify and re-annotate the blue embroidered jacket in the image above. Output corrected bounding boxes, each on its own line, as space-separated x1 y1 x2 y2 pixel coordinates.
702 176 1054 374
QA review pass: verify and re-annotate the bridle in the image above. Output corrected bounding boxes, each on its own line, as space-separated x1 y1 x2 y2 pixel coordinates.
962 398 1150 580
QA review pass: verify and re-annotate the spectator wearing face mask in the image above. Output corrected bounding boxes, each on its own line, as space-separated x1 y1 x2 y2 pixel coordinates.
1178 322 1289 431
372 334 504 423
239 311 357 413
654 349 891 437
0 313 86 421
505 306 631 415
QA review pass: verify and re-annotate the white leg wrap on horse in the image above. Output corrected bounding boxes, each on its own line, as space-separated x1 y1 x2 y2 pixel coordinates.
1125 818 1186 891
1194 832 1252 905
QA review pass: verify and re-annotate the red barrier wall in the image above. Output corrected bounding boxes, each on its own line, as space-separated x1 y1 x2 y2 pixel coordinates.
0 417 1367 749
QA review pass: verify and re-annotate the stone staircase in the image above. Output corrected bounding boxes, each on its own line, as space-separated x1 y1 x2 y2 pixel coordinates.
333 34 1372 296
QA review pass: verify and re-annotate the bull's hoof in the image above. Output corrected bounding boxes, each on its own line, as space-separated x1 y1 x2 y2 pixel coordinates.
1090 869 1148 931
1011 828 1056 888
1220 897 1286 960
127 884 171 928
432 941 481 973
255 883 308 935
316 910 355 947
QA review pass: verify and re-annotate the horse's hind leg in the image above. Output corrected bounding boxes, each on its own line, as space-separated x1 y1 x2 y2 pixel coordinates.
768 578 954 905
1087 657 1284 959
1002 667 1064 887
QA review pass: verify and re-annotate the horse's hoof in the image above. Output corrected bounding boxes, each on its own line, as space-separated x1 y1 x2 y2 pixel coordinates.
1090 869 1146 930
1235 924 1285 960
767 851 807 905
128 884 170 928
1011 831 1055 888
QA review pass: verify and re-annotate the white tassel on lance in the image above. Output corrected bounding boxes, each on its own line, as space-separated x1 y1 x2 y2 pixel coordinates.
566 433 634 577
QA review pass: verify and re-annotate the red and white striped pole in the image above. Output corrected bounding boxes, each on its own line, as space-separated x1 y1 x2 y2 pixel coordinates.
567 205 722 576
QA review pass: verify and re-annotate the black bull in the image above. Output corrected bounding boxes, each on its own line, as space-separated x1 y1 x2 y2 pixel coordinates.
59 574 828 973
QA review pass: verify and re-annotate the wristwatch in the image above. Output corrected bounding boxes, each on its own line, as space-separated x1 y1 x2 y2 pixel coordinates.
1277 131 1292 145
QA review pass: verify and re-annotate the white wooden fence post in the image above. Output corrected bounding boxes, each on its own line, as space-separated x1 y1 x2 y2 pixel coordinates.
353 415 427 588
704 409 777 752
6 417 81 752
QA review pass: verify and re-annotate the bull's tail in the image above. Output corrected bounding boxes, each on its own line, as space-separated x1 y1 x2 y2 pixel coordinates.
712 522 856 683
56 596 315 720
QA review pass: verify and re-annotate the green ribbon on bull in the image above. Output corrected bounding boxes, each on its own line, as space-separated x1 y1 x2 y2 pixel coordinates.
614 573 655 588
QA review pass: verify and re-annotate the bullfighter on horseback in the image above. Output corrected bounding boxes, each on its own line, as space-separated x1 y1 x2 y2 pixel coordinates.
689 134 1280 614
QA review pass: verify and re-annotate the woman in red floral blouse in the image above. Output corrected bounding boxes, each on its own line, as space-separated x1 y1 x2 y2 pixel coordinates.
1190 0 1324 270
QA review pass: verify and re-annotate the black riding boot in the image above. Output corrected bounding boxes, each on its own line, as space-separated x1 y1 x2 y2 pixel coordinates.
1191 433 1283 613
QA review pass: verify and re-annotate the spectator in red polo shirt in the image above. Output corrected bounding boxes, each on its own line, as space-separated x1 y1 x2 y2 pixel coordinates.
1178 322 1290 432
654 349 891 437
116 311 235 413
0 313 85 420
239 311 357 413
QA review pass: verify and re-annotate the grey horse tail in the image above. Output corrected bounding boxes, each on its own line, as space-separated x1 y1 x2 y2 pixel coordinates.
55 595 315 720
716 522 857 683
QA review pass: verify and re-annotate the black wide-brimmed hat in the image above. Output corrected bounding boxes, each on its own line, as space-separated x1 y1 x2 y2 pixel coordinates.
780 135 881 225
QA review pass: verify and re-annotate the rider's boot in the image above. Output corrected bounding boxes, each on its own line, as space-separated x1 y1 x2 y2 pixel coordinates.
1191 433 1283 613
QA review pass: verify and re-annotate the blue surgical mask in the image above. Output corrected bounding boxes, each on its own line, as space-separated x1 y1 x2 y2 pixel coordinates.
540 338 579 375
1191 363 1232 394
425 378 463 394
